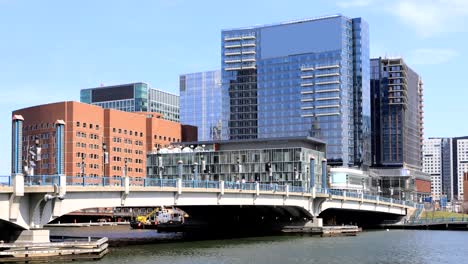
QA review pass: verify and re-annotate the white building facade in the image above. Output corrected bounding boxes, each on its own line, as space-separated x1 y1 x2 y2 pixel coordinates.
422 138 442 200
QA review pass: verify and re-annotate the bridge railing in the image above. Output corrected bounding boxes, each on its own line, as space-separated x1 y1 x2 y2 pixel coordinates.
0 175 11 186
290 186 305 193
408 217 468 225
0 175 422 208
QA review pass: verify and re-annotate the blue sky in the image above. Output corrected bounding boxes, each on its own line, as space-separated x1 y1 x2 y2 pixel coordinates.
1 0 467 174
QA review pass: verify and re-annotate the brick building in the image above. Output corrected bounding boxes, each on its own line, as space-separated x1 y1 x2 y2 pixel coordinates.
13 101 182 178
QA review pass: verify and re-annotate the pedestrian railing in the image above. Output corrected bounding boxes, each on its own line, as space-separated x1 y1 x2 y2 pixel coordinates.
0 175 419 208
408 217 468 225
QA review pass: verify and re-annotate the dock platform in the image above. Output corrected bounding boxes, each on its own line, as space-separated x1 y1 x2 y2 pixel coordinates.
0 237 109 262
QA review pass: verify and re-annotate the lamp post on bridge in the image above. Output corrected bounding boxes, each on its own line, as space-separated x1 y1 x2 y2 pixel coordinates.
361 178 365 194
177 160 183 180
80 153 86 178
157 151 164 180
102 143 108 177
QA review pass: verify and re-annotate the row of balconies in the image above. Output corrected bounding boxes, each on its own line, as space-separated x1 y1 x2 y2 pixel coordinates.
224 35 256 41
224 43 256 49
225 50 256 56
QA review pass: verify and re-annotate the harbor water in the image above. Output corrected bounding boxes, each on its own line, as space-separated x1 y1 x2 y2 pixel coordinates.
48 227 468 264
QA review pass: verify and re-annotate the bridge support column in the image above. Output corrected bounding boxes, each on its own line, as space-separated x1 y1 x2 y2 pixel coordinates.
286 185 289 197
220 181 225 195
9 173 24 222
121 175 129 206
177 178 182 195
10 229 50 243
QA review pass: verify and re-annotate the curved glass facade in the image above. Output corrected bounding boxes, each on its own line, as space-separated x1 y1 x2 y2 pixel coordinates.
180 70 223 141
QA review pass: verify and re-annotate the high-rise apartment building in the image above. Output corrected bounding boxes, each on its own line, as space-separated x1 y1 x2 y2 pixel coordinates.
180 70 222 141
370 57 424 169
220 15 370 167
80 82 180 122
369 57 429 201
423 137 468 202
423 138 444 200
13 101 182 177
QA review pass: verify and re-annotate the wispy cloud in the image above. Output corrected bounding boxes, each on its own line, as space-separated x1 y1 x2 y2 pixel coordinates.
407 48 459 65
389 0 468 37
337 0 468 37
336 0 374 8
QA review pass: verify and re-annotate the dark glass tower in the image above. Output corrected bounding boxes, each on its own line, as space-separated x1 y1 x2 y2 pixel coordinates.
370 57 424 169
80 83 179 122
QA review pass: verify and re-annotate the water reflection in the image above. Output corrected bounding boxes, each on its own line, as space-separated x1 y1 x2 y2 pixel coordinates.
49 228 468 264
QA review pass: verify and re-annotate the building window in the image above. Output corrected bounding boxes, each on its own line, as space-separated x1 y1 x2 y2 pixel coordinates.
96 125 99 130
83 123 87 128
113 128 116 133
76 122 80 127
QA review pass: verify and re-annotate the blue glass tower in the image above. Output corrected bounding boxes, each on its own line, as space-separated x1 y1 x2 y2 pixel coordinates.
221 15 370 167
180 70 223 141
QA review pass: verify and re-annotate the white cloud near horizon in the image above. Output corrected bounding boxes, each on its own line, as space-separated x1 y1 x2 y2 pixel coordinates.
336 0 374 8
337 0 468 37
407 48 459 65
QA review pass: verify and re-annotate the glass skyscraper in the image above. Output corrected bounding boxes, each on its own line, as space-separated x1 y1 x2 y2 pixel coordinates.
221 15 370 167
179 70 222 141
80 82 179 122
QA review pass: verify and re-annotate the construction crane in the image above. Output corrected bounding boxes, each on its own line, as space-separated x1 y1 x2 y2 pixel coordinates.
135 207 162 224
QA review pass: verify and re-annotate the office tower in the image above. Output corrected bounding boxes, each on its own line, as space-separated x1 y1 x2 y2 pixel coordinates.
221 15 370 167
423 137 468 202
80 82 180 122
13 101 182 177
180 70 222 141
370 57 424 169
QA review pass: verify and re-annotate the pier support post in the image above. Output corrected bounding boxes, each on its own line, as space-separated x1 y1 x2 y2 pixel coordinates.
220 180 225 195
10 229 50 243
177 178 182 195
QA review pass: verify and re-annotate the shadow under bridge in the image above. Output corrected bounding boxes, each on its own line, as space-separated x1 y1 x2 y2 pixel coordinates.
177 205 313 235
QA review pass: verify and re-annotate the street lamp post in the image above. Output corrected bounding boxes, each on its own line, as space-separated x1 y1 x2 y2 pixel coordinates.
102 143 107 177
193 162 198 181
361 178 365 194
81 153 86 178
157 153 163 180
177 160 183 180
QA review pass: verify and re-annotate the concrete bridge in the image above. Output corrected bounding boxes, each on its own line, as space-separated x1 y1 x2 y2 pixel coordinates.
0 174 415 241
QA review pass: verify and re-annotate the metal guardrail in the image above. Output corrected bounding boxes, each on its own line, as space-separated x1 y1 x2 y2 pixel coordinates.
0 176 11 186
0 175 420 208
407 217 468 225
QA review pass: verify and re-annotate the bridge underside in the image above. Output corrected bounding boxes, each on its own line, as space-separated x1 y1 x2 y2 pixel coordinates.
319 208 404 228
176 205 312 235
0 219 23 242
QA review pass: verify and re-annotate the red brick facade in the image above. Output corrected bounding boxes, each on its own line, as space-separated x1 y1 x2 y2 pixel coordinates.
13 101 182 178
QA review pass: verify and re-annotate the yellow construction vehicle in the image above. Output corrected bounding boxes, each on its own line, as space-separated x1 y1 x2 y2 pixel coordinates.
135 207 160 224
